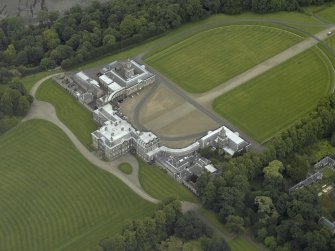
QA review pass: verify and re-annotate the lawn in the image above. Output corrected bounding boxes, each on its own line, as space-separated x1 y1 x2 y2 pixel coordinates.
138 159 197 202
197 208 263 251
213 47 333 143
0 120 155 251
326 34 335 49
145 25 302 93
312 4 335 23
76 12 323 72
118 163 133 174
36 79 98 149
20 69 61 92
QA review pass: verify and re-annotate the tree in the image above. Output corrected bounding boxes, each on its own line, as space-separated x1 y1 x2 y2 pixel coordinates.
286 155 309 182
0 90 14 115
0 27 8 50
40 58 56 70
175 211 210 240
4 44 17 64
264 236 277 250
50 45 74 64
330 132 335 146
119 15 139 38
185 0 205 21
202 181 216 207
201 237 231 251
17 96 30 116
226 215 245 234
123 230 137 251
263 160 284 191
43 29 61 50
159 236 183 251
103 34 116 46
222 0 245 14
25 46 45 65
202 0 221 13
254 196 279 232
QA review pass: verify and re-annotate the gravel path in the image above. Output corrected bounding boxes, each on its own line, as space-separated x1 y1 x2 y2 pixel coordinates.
134 25 335 152
24 74 159 204
196 27 335 105
24 74 202 214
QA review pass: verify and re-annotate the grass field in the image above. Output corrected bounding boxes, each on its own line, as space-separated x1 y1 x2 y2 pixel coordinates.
0 120 155 251
145 25 302 93
138 159 197 202
20 70 61 92
197 208 263 251
311 4 335 23
326 34 335 49
118 163 133 174
213 47 333 142
36 79 98 149
74 12 323 71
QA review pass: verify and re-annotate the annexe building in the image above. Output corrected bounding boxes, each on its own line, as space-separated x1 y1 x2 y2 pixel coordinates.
97 59 156 106
91 104 160 162
92 104 250 163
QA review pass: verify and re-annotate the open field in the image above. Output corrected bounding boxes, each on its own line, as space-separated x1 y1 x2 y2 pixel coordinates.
326 34 335 49
213 47 333 142
138 159 197 202
118 163 133 175
71 12 323 72
20 70 61 92
145 25 302 93
197 208 264 251
0 120 155 251
36 79 98 149
315 5 335 23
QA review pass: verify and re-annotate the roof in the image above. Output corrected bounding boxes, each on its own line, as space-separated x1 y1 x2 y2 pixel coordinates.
160 142 200 156
102 60 154 89
99 74 113 85
108 82 124 93
76 71 100 87
100 103 114 115
99 119 134 146
224 126 245 145
139 132 158 144
205 164 217 173
319 217 335 234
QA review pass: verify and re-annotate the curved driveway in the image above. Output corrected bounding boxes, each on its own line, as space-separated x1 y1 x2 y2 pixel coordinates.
134 21 335 150
24 74 159 204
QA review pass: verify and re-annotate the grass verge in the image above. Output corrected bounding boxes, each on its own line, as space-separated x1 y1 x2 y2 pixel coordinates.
118 163 133 175
36 79 98 149
138 159 197 202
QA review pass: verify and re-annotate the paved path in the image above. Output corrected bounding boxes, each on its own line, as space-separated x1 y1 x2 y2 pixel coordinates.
24 74 203 214
195 27 335 105
24 74 159 204
135 26 335 151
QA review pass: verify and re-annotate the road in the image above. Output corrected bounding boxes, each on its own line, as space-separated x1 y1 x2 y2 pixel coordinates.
25 74 205 216
196 27 335 105
24 74 159 204
134 25 335 152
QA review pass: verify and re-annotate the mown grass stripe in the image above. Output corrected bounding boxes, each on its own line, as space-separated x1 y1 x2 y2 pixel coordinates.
213 47 333 142
146 25 302 93
0 120 155 251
